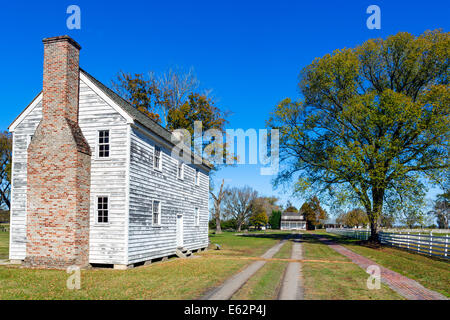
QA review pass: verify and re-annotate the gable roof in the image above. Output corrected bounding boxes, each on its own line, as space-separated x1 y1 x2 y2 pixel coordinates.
9 68 212 170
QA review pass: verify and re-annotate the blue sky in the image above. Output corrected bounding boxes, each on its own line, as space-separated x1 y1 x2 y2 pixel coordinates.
0 0 448 213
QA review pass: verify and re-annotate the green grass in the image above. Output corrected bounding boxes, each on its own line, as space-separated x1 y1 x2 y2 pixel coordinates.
231 240 293 300
0 230 8 260
301 233 404 300
323 232 450 298
0 230 285 300
208 231 289 257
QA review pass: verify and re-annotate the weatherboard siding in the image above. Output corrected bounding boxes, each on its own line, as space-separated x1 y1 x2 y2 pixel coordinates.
128 126 209 264
9 79 129 264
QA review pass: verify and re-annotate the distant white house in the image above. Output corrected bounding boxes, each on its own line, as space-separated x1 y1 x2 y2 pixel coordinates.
280 211 306 230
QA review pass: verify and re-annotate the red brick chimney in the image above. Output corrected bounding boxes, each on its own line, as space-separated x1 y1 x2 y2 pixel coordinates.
24 36 92 269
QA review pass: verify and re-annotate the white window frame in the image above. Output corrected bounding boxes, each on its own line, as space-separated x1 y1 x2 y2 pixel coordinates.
178 161 184 180
195 169 200 186
154 146 162 171
152 200 161 226
96 195 110 224
97 129 111 159
195 207 200 226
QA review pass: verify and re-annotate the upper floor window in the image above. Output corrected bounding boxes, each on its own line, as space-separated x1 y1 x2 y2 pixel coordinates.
178 161 184 180
97 196 109 223
154 146 162 171
98 130 110 158
195 169 200 186
152 200 161 226
195 207 200 226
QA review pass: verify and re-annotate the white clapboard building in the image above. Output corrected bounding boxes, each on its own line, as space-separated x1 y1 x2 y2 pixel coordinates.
8 35 211 269
280 211 307 230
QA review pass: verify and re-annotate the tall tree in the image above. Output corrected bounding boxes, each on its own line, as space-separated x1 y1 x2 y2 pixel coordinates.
111 71 162 122
300 202 315 230
428 189 449 228
223 186 258 231
0 131 12 210
269 210 282 229
112 69 230 170
167 92 228 142
337 209 369 228
210 179 227 234
309 196 328 222
249 200 269 229
112 67 201 126
400 208 425 228
301 197 328 229
267 30 450 241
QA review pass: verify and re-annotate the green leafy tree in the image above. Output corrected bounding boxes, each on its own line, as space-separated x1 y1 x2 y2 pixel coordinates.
300 202 315 230
337 208 369 227
269 210 282 229
111 71 162 122
167 92 228 142
401 208 425 228
267 30 450 241
428 189 449 228
301 197 328 229
249 208 268 229
284 201 298 212
0 131 12 210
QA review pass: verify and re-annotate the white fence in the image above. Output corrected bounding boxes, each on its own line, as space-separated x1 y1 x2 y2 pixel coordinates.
326 228 449 260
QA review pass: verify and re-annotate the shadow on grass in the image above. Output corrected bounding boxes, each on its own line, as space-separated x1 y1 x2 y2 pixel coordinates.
236 233 293 241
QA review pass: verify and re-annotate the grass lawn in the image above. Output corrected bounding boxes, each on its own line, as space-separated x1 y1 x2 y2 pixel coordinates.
231 239 293 300
207 230 290 257
0 230 284 300
301 232 404 300
322 232 450 298
0 230 8 260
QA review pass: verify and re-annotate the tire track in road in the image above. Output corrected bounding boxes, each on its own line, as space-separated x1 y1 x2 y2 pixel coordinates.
278 234 304 300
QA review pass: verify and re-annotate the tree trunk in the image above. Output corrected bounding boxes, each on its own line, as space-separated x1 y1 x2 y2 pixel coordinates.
369 217 379 242
0 190 10 210
368 188 384 243
215 207 222 234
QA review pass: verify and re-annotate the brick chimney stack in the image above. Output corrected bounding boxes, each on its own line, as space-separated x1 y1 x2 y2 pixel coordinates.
24 36 92 269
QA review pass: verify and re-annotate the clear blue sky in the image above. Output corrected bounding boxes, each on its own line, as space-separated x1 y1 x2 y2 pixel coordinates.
0 0 448 213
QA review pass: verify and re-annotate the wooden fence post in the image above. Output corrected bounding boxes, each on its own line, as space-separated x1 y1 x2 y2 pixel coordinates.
429 231 433 256
445 235 448 258
407 232 410 250
418 233 421 253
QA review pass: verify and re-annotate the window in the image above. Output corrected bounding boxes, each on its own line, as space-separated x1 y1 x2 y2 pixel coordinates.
195 207 200 226
97 196 109 223
152 200 161 226
154 146 162 170
27 135 34 148
195 169 200 186
98 130 110 158
178 161 184 180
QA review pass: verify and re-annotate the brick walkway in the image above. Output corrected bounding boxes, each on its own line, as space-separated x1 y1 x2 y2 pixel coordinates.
317 237 448 300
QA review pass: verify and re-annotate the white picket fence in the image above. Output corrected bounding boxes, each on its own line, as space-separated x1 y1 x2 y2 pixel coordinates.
326 228 449 260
